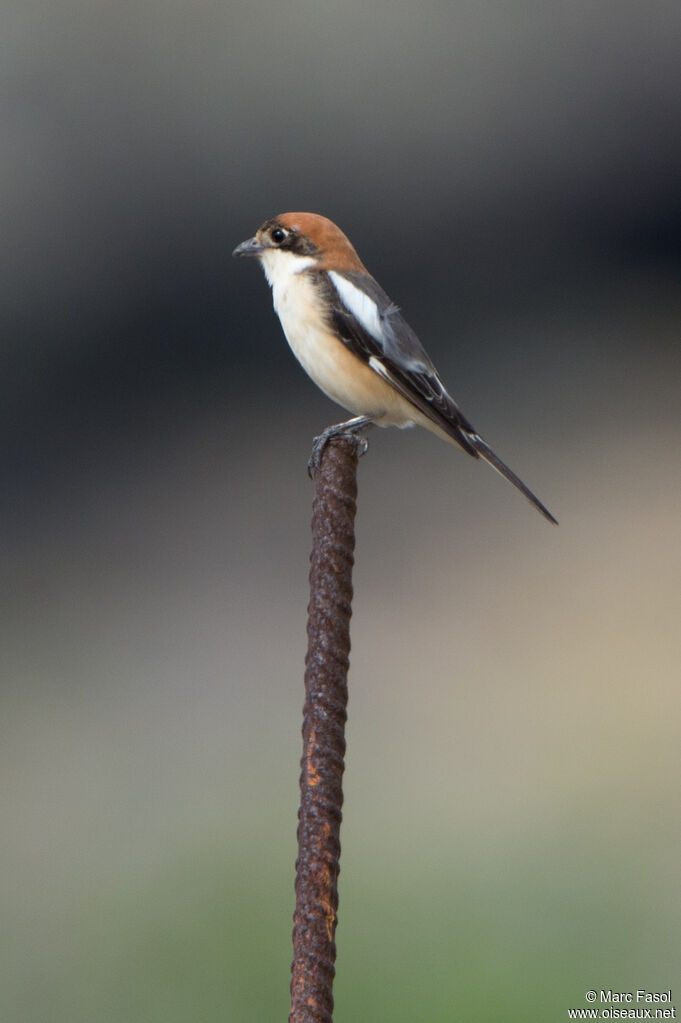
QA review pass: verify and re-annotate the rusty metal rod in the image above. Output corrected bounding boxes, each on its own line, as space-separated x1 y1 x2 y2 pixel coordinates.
289 433 362 1023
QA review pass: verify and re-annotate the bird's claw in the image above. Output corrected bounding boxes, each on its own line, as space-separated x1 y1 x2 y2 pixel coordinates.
307 417 373 478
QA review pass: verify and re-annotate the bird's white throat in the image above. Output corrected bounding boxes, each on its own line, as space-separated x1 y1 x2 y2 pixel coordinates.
260 250 318 292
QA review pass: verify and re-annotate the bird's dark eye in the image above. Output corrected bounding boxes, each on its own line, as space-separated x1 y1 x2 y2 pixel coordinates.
271 227 287 244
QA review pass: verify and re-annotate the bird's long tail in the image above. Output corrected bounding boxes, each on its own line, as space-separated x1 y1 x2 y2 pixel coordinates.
466 432 558 525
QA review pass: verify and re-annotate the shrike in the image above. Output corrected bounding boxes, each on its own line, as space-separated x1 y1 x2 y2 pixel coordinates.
233 212 557 524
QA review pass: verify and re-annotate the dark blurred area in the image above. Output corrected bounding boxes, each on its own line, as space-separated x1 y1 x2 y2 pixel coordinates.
2 3 680 1021
3 0 680 524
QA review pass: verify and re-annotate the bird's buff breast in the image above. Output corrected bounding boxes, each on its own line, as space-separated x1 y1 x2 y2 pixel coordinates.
269 269 413 426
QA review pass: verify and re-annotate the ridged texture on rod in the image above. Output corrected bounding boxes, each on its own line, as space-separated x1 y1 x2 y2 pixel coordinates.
289 435 360 1023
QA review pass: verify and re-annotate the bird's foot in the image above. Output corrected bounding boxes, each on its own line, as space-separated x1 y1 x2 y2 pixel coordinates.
308 416 374 478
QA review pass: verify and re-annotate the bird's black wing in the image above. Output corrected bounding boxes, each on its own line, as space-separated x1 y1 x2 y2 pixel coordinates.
319 269 479 455
318 268 558 524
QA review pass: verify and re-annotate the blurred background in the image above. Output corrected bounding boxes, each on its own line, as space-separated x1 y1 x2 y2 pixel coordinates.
2 1 680 1020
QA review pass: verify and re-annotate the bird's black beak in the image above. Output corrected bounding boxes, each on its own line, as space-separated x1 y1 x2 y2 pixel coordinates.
232 235 264 258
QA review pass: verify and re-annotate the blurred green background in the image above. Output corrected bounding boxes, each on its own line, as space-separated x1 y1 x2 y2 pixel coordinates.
2 1 680 1020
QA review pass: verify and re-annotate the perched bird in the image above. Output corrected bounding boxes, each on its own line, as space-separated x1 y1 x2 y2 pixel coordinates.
233 212 557 524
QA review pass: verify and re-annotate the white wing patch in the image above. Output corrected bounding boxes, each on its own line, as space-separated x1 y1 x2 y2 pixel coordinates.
329 271 385 344
368 355 391 380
